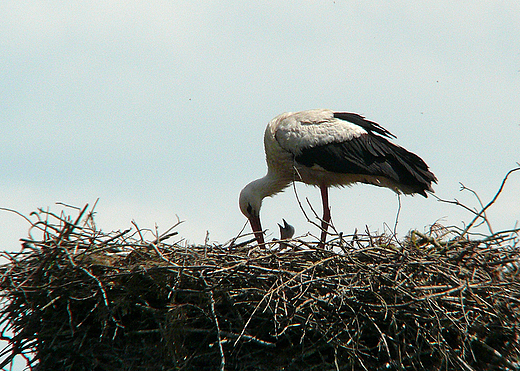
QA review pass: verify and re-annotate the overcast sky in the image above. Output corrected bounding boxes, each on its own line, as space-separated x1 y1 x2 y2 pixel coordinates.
1 1 519 250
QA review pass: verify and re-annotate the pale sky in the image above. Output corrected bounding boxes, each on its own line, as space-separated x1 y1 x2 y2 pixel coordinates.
1 1 519 251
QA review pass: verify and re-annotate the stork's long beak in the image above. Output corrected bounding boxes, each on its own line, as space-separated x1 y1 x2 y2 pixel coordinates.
248 215 264 245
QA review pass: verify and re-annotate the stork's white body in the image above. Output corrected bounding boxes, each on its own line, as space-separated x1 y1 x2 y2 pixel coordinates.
239 109 437 247
265 110 405 190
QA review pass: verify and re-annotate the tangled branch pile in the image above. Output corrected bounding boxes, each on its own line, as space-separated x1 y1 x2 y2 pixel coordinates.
1 204 519 370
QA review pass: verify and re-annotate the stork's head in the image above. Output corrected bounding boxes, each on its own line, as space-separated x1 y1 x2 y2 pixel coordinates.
239 181 264 245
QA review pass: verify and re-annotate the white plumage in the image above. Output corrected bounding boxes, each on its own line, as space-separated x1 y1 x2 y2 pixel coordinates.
239 109 437 247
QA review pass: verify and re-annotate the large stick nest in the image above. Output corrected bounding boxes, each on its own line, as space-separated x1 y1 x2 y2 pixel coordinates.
1 203 519 370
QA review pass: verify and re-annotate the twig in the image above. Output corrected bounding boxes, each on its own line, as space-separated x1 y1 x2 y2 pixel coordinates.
393 193 401 237
131 220 145 242
202 273 225 371
99 228 132 246
151 218 184 244
291 181 320 230
459 183 494 235
461 167 520 236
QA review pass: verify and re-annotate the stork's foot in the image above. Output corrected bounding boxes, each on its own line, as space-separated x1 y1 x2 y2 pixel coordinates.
317 232 327 249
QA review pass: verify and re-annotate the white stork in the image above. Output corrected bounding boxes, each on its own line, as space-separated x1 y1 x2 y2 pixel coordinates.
239 109 437 247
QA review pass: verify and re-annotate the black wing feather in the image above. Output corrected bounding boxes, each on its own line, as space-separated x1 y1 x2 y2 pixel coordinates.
295 133 437 196
333 112 396 139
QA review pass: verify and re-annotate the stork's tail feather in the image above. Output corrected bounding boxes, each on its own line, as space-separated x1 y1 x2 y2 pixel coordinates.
389 143 437 197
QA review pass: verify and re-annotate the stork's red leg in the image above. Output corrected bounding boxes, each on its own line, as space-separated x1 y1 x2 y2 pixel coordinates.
319 185 331 248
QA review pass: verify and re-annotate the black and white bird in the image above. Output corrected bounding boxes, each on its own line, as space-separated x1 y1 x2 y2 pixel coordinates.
239 109 437 247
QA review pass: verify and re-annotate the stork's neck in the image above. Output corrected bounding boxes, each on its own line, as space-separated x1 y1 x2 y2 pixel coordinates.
248 171 291 201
